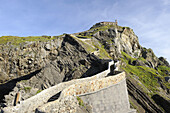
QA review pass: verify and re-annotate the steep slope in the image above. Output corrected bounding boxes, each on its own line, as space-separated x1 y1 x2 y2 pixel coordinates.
0 22 169 112
75 23 170 112
73 23 170 112
0 34 109 106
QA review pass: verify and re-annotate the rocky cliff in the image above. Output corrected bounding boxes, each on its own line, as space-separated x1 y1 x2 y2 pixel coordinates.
0 22 169 112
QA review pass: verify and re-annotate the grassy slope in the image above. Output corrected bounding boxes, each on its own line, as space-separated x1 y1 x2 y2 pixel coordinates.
71 34 111 59
1 24 169 112
0 35 61 45
121 52 170 95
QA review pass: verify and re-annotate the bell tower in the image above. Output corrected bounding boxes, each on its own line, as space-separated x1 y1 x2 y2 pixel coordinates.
115 19 118 25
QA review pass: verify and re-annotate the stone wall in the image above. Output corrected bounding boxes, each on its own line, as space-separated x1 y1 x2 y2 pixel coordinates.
61 72 125 97
79 79 135 113
1 60 136 113
94 21 117 27
100 22 117 26
2 61 114 113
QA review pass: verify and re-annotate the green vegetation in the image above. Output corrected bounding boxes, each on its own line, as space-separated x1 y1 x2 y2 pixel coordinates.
93 44 112 59
36 90 42 94
72 24 133 60
71 34 96 53
137 57 147 62
89 24 132 35
122 64 159 92
78 39 96 53
129 99 138 110
23 87 32 92
121 52 161 93
72 67 77 72
78 24 119 38
77 96 85 107
121 51 136 64
121 51 170 94
90 25 116 34
0 36 58 45
157 66 170 76
19 80 28 83
80 64 85 70
77 35 92 39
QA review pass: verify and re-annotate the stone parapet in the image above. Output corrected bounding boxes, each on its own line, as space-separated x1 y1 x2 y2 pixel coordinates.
2 60 135 113
79 78 135 113
61 72 125 97
2 61 114 113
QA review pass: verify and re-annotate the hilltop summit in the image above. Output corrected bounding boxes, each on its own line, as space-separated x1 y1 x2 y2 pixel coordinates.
90 20 118 29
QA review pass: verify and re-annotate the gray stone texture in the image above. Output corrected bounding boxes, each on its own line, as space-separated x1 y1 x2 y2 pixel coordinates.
79 79 135 113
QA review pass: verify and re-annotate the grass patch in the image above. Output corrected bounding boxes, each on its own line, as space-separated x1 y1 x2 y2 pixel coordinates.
157 66 170 76
121 51 136 64
122 64 159 93
94 44 111 59
71 34 96 53
77 35 92 39
121 52 161 93
77 96 85 107
122 52 170 93
0 36 58 45
129 99 137 110
121 51 149 64
23 87 32 92
78 40 95 53
19 80 28 83
36 90 42 94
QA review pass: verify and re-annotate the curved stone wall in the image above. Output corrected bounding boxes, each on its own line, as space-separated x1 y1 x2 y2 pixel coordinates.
61 72 125 97
79 78 135 113
2 61 115 113
2 60 135 113
37 72 132 113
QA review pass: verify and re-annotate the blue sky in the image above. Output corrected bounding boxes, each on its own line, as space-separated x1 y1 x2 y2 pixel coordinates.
0 0 170 62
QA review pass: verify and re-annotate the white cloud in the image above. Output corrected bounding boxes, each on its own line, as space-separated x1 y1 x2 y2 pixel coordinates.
116 0 170 62
79 0 170 62
162 0 170 5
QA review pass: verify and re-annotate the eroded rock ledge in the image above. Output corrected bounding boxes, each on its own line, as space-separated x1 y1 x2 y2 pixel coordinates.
1 61 135 113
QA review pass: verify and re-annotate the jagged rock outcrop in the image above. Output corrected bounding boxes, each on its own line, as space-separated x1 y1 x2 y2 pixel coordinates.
158 57 170 67
0 34 109 107
90 26 141 59
0 22 169 112
1 61 135 113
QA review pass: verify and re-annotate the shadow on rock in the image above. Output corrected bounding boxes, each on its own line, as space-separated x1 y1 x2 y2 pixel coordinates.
152 94 170 113
0 69 41 103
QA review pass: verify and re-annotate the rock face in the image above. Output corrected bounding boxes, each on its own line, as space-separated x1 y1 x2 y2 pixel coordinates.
0 22 169 112
2 61 135 113
152 94 170 113
126 76 164 113
0 34 109 106
91 26 141 59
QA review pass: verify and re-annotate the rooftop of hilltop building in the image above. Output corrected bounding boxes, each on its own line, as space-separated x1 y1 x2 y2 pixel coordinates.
90 20 118 29
97 20 118 25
